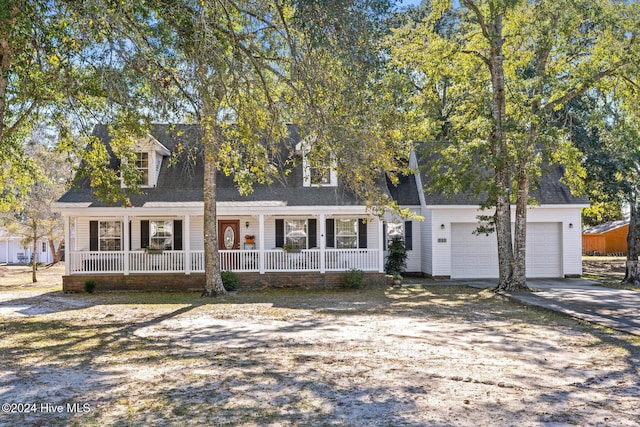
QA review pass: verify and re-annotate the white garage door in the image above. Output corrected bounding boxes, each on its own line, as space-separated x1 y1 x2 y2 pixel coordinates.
451 222 562 279
526 223 562 278
451 224 499 279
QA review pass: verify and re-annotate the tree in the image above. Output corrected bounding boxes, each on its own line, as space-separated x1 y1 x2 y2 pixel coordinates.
387 0 639 291
0 0 101 211
567 86 640 284
3 141 70 282
73 0 406 297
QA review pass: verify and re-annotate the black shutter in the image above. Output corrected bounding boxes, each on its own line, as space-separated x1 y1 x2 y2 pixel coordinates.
174 220 183 250
275 219 284 248
383 222 387 251
404 221 413 251
358 219 367 248
326 218 335 248
141 220 150 248
308 219 317 248
90 221 99 251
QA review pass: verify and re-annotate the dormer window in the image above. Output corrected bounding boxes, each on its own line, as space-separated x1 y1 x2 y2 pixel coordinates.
310 163 332 186
121 134 170 189
297 136 338 187
303 153 337 187
135 152 149 186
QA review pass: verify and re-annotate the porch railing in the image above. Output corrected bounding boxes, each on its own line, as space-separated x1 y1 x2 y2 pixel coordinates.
67 248 380 274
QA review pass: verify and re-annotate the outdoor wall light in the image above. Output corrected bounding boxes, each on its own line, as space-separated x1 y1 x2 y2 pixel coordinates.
569 223 573 229
245 221 250 228
440 224 445 230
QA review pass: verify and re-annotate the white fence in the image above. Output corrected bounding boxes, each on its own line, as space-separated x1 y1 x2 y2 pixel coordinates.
68 249 380 274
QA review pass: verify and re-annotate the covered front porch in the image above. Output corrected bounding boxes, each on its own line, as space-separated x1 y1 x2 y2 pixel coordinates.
61 206 386 279
66 247 381 275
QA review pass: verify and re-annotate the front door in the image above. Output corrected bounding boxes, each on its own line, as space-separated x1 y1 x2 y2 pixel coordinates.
218 220 240 250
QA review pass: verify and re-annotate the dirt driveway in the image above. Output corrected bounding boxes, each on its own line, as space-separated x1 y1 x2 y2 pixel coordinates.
1 265 639 426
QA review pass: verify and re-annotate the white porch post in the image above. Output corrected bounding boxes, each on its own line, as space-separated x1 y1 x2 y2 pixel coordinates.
319 214 326 273
259 214 265 274
378 218 385 273
123 215 130 275
185 214 191 274
64 215 70 276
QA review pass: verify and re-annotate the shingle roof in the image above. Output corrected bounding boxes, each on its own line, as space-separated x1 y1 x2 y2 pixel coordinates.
583 219 628 235
58 124 391 207
417 153 589 205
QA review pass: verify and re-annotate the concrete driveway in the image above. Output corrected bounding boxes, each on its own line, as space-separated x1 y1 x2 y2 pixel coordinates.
461 278 640 336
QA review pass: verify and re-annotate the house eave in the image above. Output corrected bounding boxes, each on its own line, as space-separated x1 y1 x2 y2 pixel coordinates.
425 203 590 210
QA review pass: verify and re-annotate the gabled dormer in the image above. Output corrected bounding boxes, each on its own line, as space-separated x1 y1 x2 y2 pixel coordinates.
296 136 338 187
123 134 171 188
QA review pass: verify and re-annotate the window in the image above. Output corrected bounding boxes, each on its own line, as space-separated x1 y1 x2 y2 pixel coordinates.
310 164 331 185
99 221 122 251
385 221 413 251
150 220 173 250
135 152 149 186
387 222 404 245
303 153 337 187
285 219 307 250
336 219 358 248
326 218 367 249
41 242 47 252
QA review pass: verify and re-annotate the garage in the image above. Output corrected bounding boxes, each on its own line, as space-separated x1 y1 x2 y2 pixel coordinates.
451 222 562 279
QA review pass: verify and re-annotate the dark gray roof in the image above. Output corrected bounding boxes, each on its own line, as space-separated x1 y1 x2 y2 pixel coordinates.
583 219 628 235
58 124 391 207
418 156 589 206
386 174 421 206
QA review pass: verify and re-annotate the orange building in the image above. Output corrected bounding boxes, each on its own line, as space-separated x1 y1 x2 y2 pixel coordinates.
582 220 629 256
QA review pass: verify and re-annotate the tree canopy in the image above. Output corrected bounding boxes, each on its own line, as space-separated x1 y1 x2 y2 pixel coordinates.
386 0 640 290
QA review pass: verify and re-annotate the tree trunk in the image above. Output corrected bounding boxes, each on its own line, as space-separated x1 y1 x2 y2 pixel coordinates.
623 199 639 285
201 125 226 297
487 13 515 291
49 239 62 264
510 167 530 291
31 236 38 283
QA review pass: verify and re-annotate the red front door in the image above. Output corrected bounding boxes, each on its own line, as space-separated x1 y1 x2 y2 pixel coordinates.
218 220 240 250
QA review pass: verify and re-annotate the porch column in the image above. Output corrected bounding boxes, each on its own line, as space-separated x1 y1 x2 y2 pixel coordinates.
319 214 326 273
123 215 130 275
378 218 385 273
64 215 70 276
184 214 191 275
259 214 265 274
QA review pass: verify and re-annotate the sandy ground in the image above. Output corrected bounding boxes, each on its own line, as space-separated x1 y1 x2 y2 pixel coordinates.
0 264 639 426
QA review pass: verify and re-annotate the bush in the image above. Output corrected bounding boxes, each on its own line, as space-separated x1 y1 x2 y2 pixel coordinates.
221 271 239 291
83 279 96 294
385 237 407 275
342 268 364 289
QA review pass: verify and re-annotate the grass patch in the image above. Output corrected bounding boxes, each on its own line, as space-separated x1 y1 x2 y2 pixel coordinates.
2 281 639 426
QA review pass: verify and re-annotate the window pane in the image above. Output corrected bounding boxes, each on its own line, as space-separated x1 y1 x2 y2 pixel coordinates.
336 219 357 248
285 219 307 249
99 221 122 251
136 152 149 185
310 167 330 185
387 222 404 244
150 220 173 250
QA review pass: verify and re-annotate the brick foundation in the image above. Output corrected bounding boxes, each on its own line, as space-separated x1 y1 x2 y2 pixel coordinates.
62 271 388 292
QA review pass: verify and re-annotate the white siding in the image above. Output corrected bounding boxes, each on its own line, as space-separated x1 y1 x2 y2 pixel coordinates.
429 206 583 278
131 219 142 250
422 209 433 275
76 218 91 251
190 216 204 250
